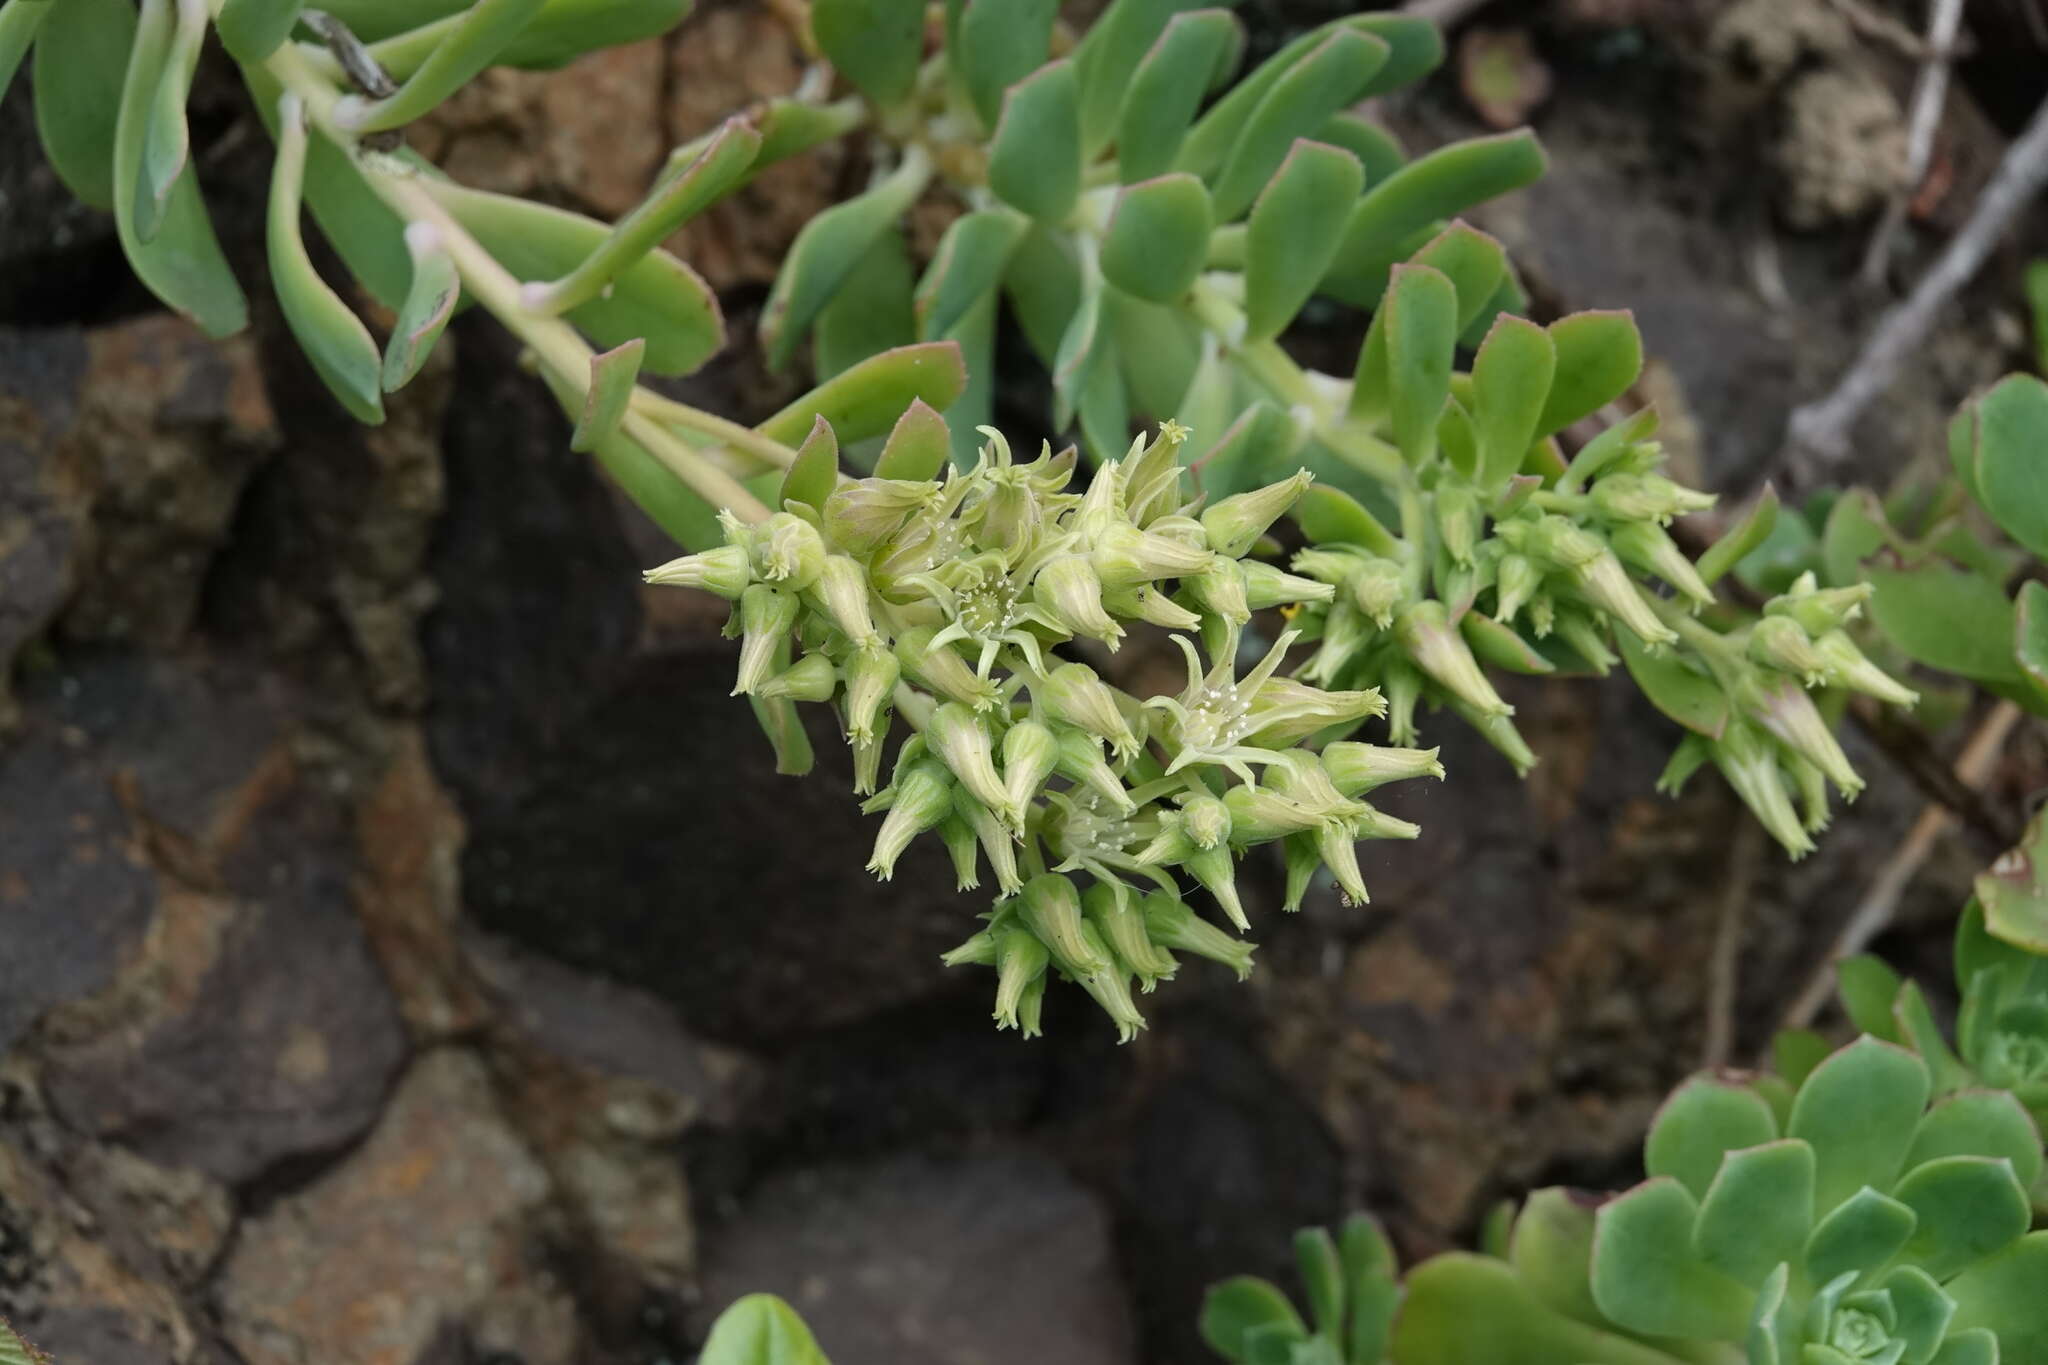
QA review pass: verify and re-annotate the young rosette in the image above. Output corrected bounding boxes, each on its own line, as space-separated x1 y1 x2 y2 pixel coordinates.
645 422 1444 1039
1201 1216 1403 1365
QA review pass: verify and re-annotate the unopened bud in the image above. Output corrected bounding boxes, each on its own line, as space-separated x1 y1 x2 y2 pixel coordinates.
1054 727 1134 811
1091 521 1215 586
866 759 953 879
1001 720 1061 822
1435 484 1480 565
1242 562 1335 611
1590 473 1715 525
644 544 752 598
734 584 800 695
1148 515 1211 550
1186 844 1248 931
1553 608 1618 676
1317 823 1369 906
1494 553 1543 626
939 817 981 890
1321 742 1445 796
1306 600 1370 685
1142 892 1255 979
956 784 1022 893
1748 616 1829 686
808 555 879 644
1282 831 1321 911
852 730 886 795
941 927 998 967
1202 471 1314 558
1609 521 1712 607
993 923 1050 1032
1072 923 1147 1042
1711 722 1814 859
1350 558 1406 630
1084 882 1177 985
1018 874 1109 974
1447 696 1537 775
1181 793 1232 849
1743 677 1862 799
1224 784 1323 842
1766 580 1872 637
1037 662 1140 758
928 702 1011 819
1788 754 1831 835
1034 555 1123 649
1244 677 1386 748
1103 581 1204 630
896 624 999 709
1396 601 1512 718
1383 660 1422 745
753 512 826 591
1813 631 1918 709
822 477 934 554
1574 549 1678 647
756 651 837 703
1500 514 1603 572
1184 560 1251 624
844 643 899 744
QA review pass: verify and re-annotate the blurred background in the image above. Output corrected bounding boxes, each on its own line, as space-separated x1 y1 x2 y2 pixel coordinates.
3 1 2047 1362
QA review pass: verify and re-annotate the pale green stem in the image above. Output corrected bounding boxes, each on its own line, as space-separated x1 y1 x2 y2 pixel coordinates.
628 389 801 471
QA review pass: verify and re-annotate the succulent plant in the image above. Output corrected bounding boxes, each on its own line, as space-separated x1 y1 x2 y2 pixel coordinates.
647 420 1444 1038
1201 1216 1402 1365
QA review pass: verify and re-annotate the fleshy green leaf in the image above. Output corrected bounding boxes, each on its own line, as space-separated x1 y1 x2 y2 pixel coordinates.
2014 579 2048 712
1880 1265 1957 1365
1384 263 1458 466
1774 1028 1833 1091
1002 222 1083 369
382 222 460 393
1804 1186 1917 1285
267 97 384 424
758 342 967 448
1191 403 1301 500
1053 257 1108 431
1908 1091 2045 1193
954 0 1058 128
218 0 304 63
698 1293 831 1365
1821 487 1893 586
1838 955 1907 1043
780 415 840 511
1074 0 1187 155
537 364 721 552
1337 1212 1398 1363
0 2 51 107
1101 174 1213 304
1697 485 1780 587
33 0 131 210
135 0 206 241
1788 1036 1932 1214
1405 222 1508 334
1471 314 1555 493
939 293 996 468
1209 28 1389 222
1537 311 1642 437
873 398 951 481
1293 1227 1345 1342
988 59 1082 222
1397 1254 1681 1365
1200 1277 1309 1362
1975 808 2048 955
760 150 929 371
337 0 548 133
1508 1188 1604 1325
1692 1140 1814 1289
813 227 916 381
1618 631 1729 739
812 0 925 106
1945 1232 2048 1358
1462 612 1554 674
1590 1180 1755 1340
1323 130 1546 307
1316 111 1405 185
571 339 645 455
1117 8 1243 183
1293 485 1400 556
915 208 1027 341
1970 374 2048 559
1107 288 1202 416
429 180 724 376
1892 1155 2031 1280
1868 564 2020 684
1243 139 1364 343
1645 1076 1780 1199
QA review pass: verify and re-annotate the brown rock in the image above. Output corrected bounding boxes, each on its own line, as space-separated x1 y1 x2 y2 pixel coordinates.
217 1049 573 1365
0 326 90 729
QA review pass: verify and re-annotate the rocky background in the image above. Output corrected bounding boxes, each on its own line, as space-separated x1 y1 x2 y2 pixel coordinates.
3 2 2046 1363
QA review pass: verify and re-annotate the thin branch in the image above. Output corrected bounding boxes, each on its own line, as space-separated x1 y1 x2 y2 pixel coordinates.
1777 700 2022 1034
1858 0 1966 286
1703 820 1765 1069
1786 92 2048 483
1847 695 2021 849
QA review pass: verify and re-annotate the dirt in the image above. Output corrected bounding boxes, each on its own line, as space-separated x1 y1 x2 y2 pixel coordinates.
1 4 2044 1365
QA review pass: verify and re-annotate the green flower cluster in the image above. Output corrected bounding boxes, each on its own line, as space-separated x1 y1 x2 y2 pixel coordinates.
646 424 1444 1038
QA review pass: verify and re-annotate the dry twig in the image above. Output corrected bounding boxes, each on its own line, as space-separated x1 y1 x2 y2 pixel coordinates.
1777 700 2022 1035
1787 93 2048 483
1858 0 1967 287
1703 820 1766 1069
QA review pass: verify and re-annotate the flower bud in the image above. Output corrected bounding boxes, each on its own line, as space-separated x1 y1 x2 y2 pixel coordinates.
753 511 826 591
1787 754 1831 835
1054 727 1134 812
1573 549 1678 647
1748 616 1829 686
1742 677 1862 799
1033 555 1124 649
1241 562 1335 611
1316 823 1369 905
941 927 998 967
1447 696 1537 775
928 702 1011 820
1183 560 1251 625
939 817 981 890
1608 521 1712 607
1500 514 1603 572
1181 793 1232 850
1001 719 1061 821
1037 662 1140 758
1245 677 1387 748
852 730 886 795
975 475 1040 550
1201 471 1314 558
1527 593 1555 639
1350 558 1406 630
993 923 1050 1032
1395 601 1512 718
1813 631 1918 709
1148 515 1211 550
1186 844 1248 931
1553 608 1618 676
1589 473 1715 525
1306 600 1370 686
1141 892 1255 980
1018 874 1109 974
1103 582 1203 631
1321 742 1445 796
1291 547 1364 587
956 784 1022 894
1282 831 1321 911
644 544 752 599
1091 522 1216 586
755 651 837 703
895 625 999 710
733 584 801 695
843 643 899 744
865 759 954 879
1711 722 1814 859
1435 483 1481 565
1132 813 1197 868
1224 784 1323 842
1072 923 1146 1042
1121 422 1190 526
822 477 935 554
1083 881 1177 985
808 555 880 645
1765 579 1872 636
1494 553 1543 626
